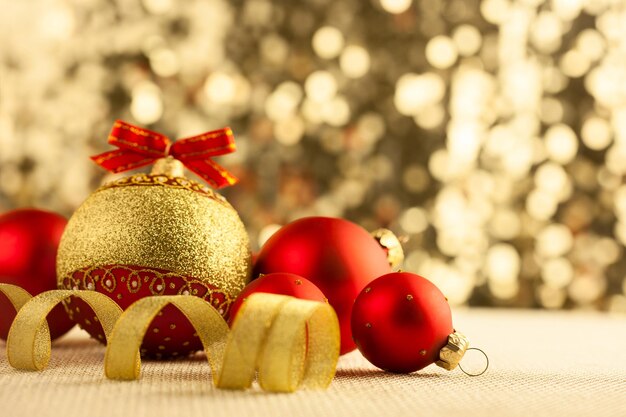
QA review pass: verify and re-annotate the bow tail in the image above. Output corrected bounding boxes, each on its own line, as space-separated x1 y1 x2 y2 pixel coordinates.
90 149 157 173
182 158 239 189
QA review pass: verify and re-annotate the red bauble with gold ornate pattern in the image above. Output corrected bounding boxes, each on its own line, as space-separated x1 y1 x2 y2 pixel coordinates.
57 158 251 359
228 272 327 325
253 217 393 355
0 209 75 340
351 272 453 373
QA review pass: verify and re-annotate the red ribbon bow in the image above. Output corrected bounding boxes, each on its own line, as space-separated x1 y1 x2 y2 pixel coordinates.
91 120 238 189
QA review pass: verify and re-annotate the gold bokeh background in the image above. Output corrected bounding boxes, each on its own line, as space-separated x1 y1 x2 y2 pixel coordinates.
1 0 625 311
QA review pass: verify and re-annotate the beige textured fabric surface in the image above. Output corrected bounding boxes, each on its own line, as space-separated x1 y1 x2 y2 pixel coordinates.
1 308 624 417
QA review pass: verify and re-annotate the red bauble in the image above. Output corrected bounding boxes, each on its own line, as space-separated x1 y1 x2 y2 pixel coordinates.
0 209 75 340
229 272 327 325
253 217 392 354
351 272 453 373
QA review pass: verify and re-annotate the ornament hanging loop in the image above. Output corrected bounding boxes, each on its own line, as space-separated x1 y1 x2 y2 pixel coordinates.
458 347 489 377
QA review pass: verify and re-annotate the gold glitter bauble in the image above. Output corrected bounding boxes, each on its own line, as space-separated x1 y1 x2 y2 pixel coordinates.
56 159 251 358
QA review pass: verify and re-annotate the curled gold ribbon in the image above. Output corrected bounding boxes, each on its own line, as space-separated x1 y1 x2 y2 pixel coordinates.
5 290 123 371
104 295 229 381
219 294 340 392
4 289 340 392
105 293 340 392
0 283 33 315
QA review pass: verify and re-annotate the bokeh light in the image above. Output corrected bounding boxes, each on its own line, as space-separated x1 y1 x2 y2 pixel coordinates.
340 46 370 79
131 82 163 125
312 26 345 60
452 25 482 57
395 73 446 116
305 71 337 103
425 36 458 70
380 0 412 14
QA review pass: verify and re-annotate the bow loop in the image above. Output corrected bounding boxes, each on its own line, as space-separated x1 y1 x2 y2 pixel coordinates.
169 128 236 161
108 121 171 157
90 120 239 189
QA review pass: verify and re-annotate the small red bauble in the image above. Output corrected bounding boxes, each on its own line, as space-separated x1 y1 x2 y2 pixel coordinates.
253 217 392 354
0 209 75 340
351 272 453 373
229 272 327 325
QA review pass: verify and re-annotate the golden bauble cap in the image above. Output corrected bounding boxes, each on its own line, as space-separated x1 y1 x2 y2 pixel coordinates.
371 228 405 270
57 158 251 298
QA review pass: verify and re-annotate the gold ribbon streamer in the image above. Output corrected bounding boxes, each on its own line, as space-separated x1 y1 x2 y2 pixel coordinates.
0 283 33 315
219 294 340 392
6 290 123 371
0 284 52 372
104 295 229 382
4 289 340 392
105 293 340 392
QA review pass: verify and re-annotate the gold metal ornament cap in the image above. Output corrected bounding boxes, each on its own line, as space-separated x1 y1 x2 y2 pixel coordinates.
436 330 469 371
371 228 405 270
57 165 251 298
151 156 184 177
